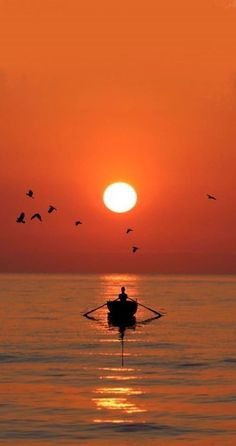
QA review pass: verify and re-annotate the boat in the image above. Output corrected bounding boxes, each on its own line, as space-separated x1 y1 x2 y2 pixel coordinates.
107 299 138 319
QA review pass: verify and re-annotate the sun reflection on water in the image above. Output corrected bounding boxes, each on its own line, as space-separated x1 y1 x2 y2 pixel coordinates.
94 418 133 424
91 275 147 423
100 375 138 380
92 396 146 414
99 366 138 382
95 387 142 395
93 365 146 423
92 385 146 423
99 367 136 372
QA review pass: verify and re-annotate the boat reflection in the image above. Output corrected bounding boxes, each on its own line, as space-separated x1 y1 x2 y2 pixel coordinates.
108 313 162 367
85 311 162 366
108 314 136 367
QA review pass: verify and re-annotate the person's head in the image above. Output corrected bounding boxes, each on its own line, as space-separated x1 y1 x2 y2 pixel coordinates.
121 286 125 292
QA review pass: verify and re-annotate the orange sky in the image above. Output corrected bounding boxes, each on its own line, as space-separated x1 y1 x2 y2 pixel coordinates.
0 0 236 273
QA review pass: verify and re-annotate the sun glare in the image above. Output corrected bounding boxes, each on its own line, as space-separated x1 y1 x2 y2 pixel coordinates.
103 182 137 213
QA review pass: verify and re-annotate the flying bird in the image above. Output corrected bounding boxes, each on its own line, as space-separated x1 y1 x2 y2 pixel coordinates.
16 212 26 223
31 213 42 222
26 190 34 198
132 246 139 253
75 221 82 226
207 194 216 200
48 205 57 213
126 228 133 234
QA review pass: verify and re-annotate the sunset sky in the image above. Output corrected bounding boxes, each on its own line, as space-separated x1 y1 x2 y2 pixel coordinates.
0 0 236 273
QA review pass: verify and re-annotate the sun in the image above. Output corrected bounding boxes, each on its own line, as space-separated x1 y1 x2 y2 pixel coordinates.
103 182 137 213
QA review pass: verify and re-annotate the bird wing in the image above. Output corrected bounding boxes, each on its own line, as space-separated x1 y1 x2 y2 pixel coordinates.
31 213 42 221
49 206 56 212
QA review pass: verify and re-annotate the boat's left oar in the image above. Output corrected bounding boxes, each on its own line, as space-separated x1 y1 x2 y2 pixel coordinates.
83 302 107 317
129 298 164 316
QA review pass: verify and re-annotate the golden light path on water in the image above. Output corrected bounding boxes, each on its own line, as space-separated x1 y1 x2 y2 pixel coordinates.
93 367 147 423
91 273 148 424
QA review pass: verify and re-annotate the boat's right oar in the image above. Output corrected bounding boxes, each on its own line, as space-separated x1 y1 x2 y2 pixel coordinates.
83 302 107 317
129 298 164 316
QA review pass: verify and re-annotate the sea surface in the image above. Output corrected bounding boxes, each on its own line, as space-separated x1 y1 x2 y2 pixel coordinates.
0 274 235 446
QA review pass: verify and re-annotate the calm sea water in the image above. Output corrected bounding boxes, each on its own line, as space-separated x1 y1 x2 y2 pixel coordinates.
0 274 235 446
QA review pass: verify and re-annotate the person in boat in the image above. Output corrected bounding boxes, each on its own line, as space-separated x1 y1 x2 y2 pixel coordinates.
118 286 128 303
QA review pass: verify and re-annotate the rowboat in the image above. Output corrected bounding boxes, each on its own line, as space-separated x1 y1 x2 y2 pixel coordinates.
107 299 138 318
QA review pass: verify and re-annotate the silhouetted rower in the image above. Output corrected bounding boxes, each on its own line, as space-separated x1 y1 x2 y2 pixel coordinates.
119 286 128 303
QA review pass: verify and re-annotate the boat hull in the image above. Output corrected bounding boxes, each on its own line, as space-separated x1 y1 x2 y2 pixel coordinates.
107 300 138 318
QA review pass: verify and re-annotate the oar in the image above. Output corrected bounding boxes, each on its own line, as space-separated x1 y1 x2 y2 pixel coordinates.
129 298 164 316
83 302 107 317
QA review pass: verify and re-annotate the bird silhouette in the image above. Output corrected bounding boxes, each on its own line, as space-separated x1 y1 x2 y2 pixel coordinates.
31 213 42 222
48 205 57 213
75 221 82 226
126 228 133 234
132 246 139 253
26 190 34 198
207 194 216 200
16 212 26 223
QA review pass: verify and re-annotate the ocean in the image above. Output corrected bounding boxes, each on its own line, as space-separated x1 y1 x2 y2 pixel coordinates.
0 273 235 445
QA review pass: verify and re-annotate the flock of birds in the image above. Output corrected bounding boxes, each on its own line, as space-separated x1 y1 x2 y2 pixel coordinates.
16 189 140 253
16 189 217 254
